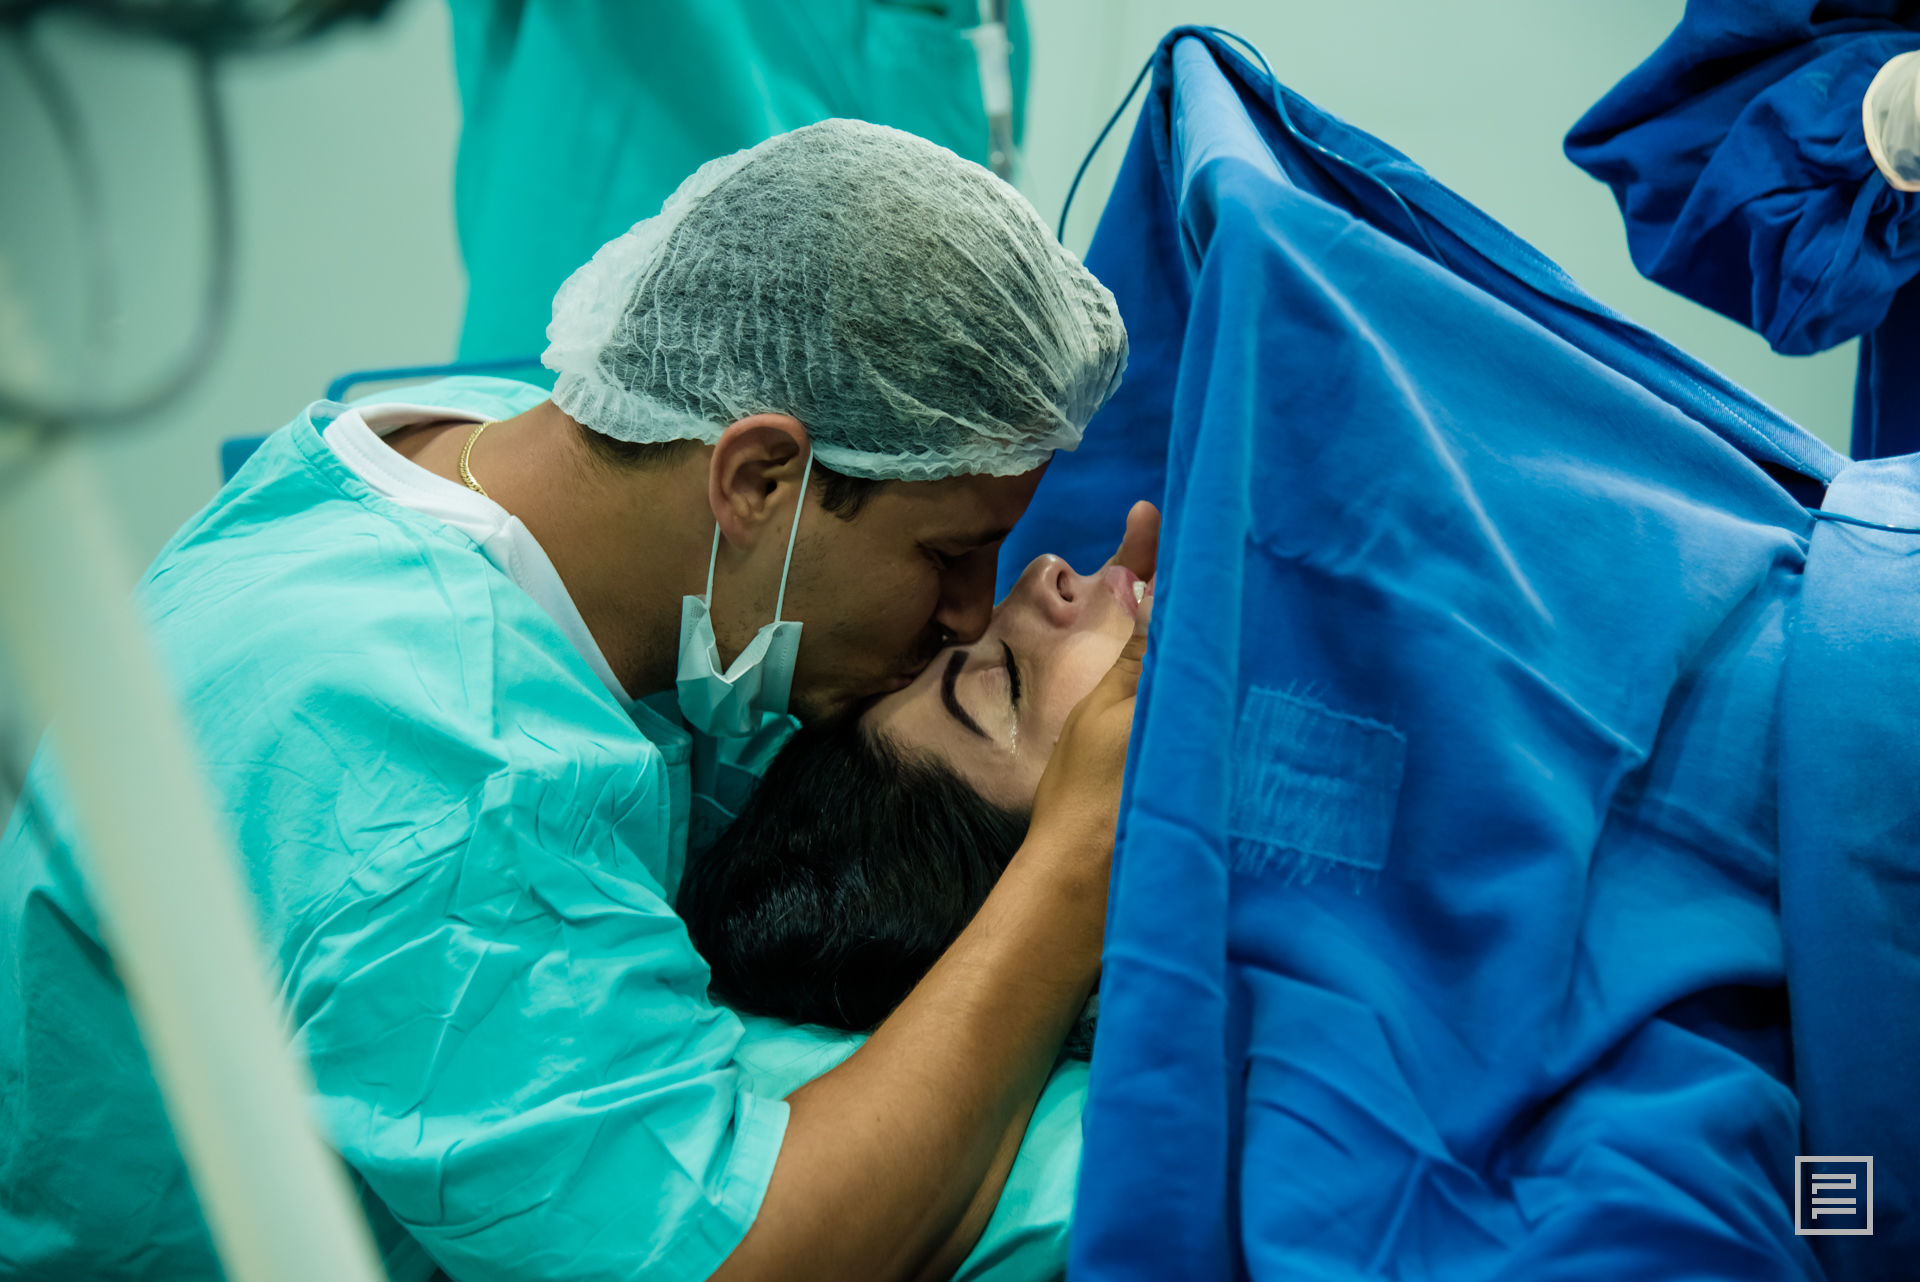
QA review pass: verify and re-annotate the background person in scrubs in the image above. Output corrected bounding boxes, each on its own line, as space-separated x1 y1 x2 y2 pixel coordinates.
0 121 1144 1282
1567 0 1920 458
450 0 1029 368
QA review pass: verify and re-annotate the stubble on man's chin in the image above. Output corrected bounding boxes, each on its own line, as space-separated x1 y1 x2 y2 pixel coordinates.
785 687 836 726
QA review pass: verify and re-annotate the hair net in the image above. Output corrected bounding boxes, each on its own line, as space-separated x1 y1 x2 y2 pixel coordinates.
542 120 1128 481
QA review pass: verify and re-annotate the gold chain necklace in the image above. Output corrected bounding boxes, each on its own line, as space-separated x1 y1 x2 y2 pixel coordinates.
458 420 495 498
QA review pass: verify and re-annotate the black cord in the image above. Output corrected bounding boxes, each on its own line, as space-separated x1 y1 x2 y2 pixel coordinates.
10 26 115 364
0 36 235 432
5 0 394 54
0 421 59 504
1057 52 1154 244
0 0 392 849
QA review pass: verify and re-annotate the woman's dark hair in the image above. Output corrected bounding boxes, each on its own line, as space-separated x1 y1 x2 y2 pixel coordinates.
679 710 1030 1032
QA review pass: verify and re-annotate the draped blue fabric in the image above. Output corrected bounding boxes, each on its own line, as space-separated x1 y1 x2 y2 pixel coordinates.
1778 456 1920 1281
1564 1 1920 459
997 28 1914 1280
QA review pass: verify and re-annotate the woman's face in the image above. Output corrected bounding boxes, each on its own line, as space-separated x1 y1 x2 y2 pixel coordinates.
863 553 1145 808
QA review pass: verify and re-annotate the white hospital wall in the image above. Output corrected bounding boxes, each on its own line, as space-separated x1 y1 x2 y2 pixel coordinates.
1022 0 1860 450
0 0 465 570
2 0 1859 580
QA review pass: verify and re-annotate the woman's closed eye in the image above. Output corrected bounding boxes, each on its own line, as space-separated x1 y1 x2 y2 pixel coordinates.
938 644 1023 745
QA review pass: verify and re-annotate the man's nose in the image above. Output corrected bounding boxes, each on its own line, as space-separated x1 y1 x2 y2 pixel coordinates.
933 555 999 645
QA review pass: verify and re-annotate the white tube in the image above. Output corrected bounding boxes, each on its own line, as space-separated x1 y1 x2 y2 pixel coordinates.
0 441 388 1282
964 19 1015 119
964 10 1017 181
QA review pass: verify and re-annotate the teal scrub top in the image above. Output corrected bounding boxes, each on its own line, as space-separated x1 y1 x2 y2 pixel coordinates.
0 378 1081 1281
732 1016 1086 1282
449 0 1031 368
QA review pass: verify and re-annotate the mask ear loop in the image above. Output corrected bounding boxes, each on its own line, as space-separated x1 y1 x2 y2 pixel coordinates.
773 450 814 622
703 522 722 605
704 443 815 617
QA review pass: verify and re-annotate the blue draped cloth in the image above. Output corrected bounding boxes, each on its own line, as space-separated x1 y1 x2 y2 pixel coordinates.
1564 1 1920 459
999 28 1916 1280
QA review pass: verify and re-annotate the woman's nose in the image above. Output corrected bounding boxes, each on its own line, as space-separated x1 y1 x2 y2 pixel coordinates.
1014 554 1081 628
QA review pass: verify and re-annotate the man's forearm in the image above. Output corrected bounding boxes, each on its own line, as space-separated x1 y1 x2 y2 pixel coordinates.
910 1096 1037 1282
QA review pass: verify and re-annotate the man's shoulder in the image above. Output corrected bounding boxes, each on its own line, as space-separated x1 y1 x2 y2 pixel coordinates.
152 472 499 655
146 463 625 754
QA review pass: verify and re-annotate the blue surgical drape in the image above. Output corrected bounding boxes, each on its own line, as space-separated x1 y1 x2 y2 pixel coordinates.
1000 29 1915 1281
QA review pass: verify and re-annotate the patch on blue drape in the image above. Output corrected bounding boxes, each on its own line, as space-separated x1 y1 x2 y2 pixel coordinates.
1230 686 1405 885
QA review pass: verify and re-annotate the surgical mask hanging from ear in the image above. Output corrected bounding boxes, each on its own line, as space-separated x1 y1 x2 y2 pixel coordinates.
676 455 812 738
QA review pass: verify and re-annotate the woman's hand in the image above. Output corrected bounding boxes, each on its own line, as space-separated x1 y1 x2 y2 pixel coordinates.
1027 502 1158 878
1103 499 1160 584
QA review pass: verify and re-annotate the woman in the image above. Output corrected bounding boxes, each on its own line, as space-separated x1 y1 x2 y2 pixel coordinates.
680 552 1151 1050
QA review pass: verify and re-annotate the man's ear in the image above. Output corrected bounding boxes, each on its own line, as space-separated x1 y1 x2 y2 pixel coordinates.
708 414 811 548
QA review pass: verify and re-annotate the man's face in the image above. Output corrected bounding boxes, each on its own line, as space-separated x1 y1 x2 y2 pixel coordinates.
779 466 1047 720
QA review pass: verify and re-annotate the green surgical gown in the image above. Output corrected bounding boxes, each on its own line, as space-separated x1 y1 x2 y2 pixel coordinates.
0 378 1080 1281
449 0 1030 367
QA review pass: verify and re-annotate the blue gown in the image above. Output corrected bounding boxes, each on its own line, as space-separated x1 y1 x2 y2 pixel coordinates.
999 28 1915 1281
1565 1 1920 459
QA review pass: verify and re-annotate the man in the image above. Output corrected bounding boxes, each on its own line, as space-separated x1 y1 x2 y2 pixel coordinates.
0 121 1146 1281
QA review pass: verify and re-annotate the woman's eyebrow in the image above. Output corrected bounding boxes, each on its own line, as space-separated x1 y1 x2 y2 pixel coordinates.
941 649 988 740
